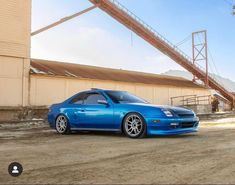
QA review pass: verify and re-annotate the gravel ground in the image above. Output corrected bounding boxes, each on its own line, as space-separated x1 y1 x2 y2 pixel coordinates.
0 119 235 184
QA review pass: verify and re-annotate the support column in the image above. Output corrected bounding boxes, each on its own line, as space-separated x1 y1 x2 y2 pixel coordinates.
192 30 208 87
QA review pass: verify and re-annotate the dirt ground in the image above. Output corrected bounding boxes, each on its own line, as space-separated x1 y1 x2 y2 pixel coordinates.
0 119 235 184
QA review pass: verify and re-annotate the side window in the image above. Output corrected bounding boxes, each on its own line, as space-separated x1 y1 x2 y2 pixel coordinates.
70 93 85 104
84 93 106 105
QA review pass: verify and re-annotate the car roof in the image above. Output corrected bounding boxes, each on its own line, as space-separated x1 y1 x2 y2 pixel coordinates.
90 88 126 93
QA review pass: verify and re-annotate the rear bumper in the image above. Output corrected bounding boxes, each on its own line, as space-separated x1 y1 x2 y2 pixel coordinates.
47 112 56 128
146 117 199 136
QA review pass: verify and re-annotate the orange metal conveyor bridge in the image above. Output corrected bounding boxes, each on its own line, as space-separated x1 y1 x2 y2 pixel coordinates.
89 0 235 107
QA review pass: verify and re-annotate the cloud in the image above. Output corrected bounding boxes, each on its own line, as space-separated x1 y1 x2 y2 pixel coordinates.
143 55 184 74
31 25 184 74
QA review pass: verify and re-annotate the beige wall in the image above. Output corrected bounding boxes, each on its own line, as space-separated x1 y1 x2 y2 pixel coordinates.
0 0 31 106
29 75 211 106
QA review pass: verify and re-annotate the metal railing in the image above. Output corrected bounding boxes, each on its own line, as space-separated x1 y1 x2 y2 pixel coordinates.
171 95 211 106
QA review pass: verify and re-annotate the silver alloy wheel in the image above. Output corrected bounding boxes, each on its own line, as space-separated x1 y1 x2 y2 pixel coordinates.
56 115 68 134
125 114 143 137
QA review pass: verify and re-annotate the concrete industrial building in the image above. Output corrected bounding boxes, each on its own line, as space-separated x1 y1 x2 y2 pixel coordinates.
0 0 211 121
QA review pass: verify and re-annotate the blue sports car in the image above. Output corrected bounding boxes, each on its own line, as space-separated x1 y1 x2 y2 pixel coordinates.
48 89 199 138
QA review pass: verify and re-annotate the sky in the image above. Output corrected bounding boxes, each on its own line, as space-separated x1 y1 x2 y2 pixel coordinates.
31 0 235 81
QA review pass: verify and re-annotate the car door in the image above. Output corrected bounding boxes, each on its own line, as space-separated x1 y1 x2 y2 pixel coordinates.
80 92 115 130
66 92 87 128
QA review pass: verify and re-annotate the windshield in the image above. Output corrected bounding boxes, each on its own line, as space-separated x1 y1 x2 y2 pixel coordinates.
105 91 148 104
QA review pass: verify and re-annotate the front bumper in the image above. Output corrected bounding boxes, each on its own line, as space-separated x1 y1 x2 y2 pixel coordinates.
146 117 199 136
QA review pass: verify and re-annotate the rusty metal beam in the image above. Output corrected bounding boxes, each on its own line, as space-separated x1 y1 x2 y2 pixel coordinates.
89 0 235 107
31 5 97 36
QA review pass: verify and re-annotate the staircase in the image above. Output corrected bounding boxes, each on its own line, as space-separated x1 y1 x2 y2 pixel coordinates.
89 0 235 107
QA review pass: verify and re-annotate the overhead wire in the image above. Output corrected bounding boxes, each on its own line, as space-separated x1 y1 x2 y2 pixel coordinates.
196 33 229 91
223 0 233 7
208 47 233 92
130 24 134 47
195 34 222 87
175 34 191 47
222 0 234 15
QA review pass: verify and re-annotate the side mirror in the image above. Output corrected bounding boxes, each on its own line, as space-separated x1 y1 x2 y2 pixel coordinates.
97 99 109 105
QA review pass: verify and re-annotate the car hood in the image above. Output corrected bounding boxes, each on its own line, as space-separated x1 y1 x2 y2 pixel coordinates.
126 103 194 114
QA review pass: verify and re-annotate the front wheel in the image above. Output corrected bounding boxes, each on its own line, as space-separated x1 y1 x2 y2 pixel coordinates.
55 115 71 134
123 113 146 138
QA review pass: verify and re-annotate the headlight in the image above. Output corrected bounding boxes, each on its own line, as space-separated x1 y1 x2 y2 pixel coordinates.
162 109 173 117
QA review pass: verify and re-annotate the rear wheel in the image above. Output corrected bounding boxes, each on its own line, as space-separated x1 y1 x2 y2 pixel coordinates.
123 113 146 138
55 115 71 134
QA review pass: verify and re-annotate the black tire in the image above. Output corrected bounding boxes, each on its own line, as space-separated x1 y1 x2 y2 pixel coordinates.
123 113 146 139
55 115 71 134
